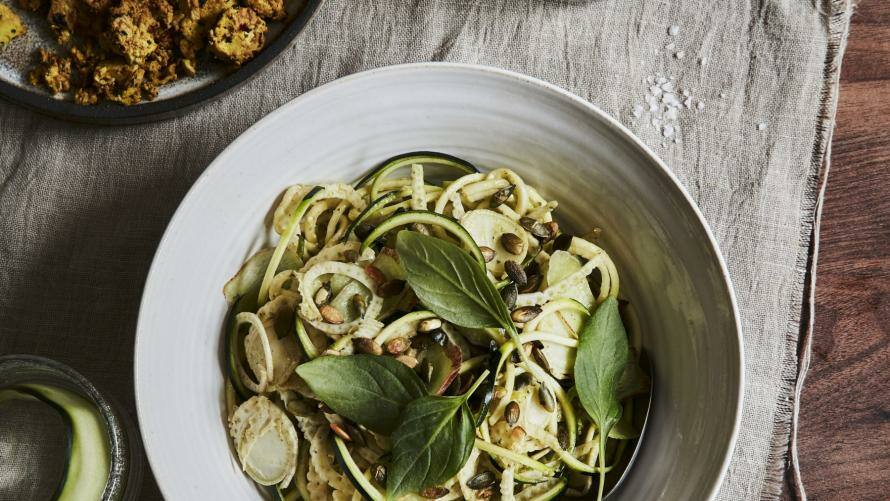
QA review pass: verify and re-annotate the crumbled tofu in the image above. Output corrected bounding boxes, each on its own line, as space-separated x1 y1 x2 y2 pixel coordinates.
110 13 158 63
92 61 146 105
0 4 26 47
209 7 268 66
246 0 286 21
20 0 288 104
28 49 72 94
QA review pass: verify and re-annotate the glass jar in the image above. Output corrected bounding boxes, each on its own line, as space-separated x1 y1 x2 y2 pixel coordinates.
0 355 142 501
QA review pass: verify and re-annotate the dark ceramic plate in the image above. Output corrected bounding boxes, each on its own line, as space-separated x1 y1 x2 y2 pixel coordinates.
0 0 322 125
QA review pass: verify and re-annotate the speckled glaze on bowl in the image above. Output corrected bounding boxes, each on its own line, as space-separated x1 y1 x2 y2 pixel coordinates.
135 63 743 501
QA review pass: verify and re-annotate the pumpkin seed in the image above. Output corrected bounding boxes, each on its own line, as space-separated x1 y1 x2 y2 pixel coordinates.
466 471 497 489
431 330 447 346
511 305 542 323
505 401 520 426
514 372 532 390
544 221 559 241
396 355 418 369
519 216 552 240
352 294 367 316
353 337 383 356
538 384 556 412
557 424 569 450
531 344 552 374
372 463 387 485
553 233 574 251
417 318 443 333
518 216 537 232
354 222 374 239
364 265 386 286
518 273 541 293
479 246 496 263
411 222 430 235
504 260 527 287
343 249 359 262
313 285 331 306
500 232 524 255
385 336 409 355
319 304 344 324
501 282 518 310
510 426 526 441
533 224 553 240
490 184 515 207
343 421 366 446
377 279 405 298
511 350 522 363
329 422 352 441
421 486 449 499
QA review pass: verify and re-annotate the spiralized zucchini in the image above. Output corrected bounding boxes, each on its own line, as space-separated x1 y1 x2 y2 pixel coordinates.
221 153 647 500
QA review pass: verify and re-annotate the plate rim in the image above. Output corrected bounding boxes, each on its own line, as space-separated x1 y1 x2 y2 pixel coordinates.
0 0 323 125
133 61 744 501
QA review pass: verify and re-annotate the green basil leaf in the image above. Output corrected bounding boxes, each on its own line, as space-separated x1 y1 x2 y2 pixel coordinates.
386 396 475 500
295 355 426 434
396 231 511 330
609 401 642 439
616 350 651 400
575 296 629 440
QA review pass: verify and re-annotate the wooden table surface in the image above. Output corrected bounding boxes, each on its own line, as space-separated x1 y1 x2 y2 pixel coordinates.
787 1 890 500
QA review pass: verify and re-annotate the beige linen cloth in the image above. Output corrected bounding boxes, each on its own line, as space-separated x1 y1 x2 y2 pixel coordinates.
0 0 851 499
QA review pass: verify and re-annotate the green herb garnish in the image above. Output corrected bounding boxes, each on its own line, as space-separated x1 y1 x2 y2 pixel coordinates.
575 296 630 501
386 372 488 500
396 231 533 367
295 354 426 434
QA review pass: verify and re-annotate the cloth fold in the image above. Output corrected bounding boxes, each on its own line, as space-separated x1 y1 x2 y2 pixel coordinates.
0 1 851 499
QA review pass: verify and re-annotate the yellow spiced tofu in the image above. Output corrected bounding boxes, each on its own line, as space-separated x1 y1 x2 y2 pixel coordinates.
245 0 285 21
0 3 26 47
28 48 72 94
14 0 296 104
209 7 267 66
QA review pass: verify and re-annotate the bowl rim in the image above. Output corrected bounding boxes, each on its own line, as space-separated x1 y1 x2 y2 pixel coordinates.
134 62 745 501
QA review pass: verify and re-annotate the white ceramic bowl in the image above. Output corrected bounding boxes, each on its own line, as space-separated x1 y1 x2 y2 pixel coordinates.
135 63 743 500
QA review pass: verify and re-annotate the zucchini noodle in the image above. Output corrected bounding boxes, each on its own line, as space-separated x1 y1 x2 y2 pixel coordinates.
410 164 427 211
523 298 589 333
220 152 647 501
234 312 273 393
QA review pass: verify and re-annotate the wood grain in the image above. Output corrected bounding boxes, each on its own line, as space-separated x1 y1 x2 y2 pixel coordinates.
786 1 890 500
